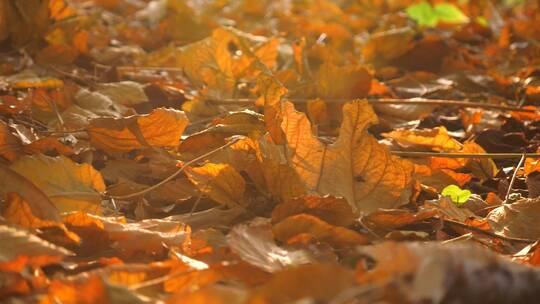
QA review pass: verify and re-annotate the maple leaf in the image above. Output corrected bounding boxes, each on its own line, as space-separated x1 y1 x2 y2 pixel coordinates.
282 100 414 214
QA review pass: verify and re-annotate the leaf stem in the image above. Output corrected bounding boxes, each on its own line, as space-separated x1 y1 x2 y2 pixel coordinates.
390 151 540 159
505 152 527 201
207 97 537 113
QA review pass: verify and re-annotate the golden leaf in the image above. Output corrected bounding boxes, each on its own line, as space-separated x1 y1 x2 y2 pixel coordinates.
10 155 105 214
186 163 246 207
282 100 414 213
272 214 369 249
383 126 462 152
87 107 188 153
0 164 60 222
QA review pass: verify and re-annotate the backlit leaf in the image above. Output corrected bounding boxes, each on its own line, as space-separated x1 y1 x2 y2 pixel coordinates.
282 100 414 213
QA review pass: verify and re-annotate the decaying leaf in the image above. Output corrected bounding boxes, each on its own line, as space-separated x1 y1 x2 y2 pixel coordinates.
282 100 414 213
227 222 315 273
383 126 462 152
487 197 540 240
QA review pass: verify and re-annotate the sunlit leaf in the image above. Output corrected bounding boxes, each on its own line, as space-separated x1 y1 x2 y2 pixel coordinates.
186 163 246 207
10 155 105 213
282 100 414 213
87 107 188 153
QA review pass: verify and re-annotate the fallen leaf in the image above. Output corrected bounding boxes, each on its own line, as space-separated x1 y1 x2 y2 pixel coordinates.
282 100 414 213
272 195 356 226
10 155 105 213
383 126 462 152
363 208 438 230
186 163 246 208
487 197 540 239
0 225 72 272
227 222 315 272
87 107 189 153
249 263 356 304
273 214 369 249
0 164 60 222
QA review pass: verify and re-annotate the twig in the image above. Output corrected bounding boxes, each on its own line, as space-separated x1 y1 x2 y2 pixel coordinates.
442 218 535 243
390 151 540 159
206 97 537 113
107 138 239 200
505 152 527 201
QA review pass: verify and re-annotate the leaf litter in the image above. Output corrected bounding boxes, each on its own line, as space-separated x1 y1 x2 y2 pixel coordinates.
1 0 540 303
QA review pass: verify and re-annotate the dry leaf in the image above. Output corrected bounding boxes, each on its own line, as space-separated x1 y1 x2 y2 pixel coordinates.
487 197 540 239
273 214 369 249
10 155 105 213
282 100 413 213
0 225 72 272
272 195 356 226
249 263 356 304
186 163 246 207
383 127 462 152
0 164 60 222
87 107 188 153
227 222 315 272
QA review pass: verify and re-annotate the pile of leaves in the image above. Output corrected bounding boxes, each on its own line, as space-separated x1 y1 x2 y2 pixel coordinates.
2 0 540 302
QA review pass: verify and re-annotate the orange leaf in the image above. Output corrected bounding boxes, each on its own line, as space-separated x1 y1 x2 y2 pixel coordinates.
186 163 246 207
272 195 356 226
87 107 188 153
273 214 369 249
282 100 413 213
383 126 462 152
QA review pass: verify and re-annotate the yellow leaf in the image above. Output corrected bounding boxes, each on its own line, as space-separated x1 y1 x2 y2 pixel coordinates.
10 155 105 213
87 107 188 153
383 126 462 152
282 100 414 214
186 163 246 208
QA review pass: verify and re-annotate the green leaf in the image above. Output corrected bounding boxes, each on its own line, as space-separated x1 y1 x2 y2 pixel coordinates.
406 1 438 27
406 1 469 27
442 185 471 206
434 3 469 24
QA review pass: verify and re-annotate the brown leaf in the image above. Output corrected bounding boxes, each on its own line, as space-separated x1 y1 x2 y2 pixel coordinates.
487 197 540 239
186 163 246 207
227 222 315 272
167 285 247 304
282 100 414 213
272 195 356 226
87 107 188 153
273 214 369 249
363 208 438 230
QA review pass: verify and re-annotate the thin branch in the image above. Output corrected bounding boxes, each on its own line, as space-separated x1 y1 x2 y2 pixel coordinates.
106 138 239 200
207 97 536 112
390 151 540 159
505 152 527 201
442 218 535 244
